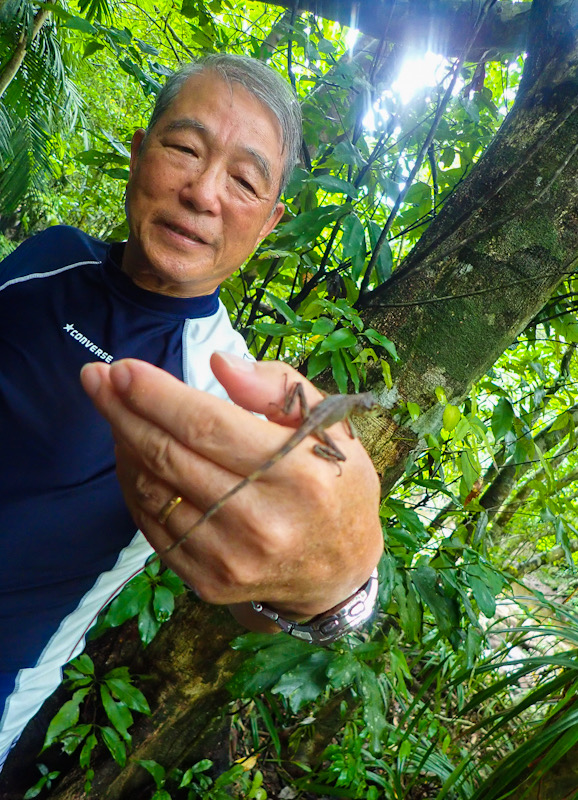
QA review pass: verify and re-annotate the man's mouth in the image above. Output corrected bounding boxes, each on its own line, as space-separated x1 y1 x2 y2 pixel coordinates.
163 221 207 244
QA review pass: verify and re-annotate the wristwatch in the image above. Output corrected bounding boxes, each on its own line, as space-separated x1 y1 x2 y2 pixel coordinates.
251 568 379 645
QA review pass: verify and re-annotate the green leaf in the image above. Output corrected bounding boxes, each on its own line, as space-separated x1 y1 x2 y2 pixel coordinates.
460 450 480 491
378 553 396 609
79 733 98 769
100 685 133 741
264 290 297 323
364 328 398 360
331 350 349 393
272 650 331 712
412 565 460 638
550 411 571 432
357 664 387 751
467 575 496 617
102 167 131 180
311 174 358 196
72 654 95 675
228 636 314 697
101 726 126 766
159 569 185 595
64 15 97 33
342 348 361 392
136 759 166 789
491 398 515 440
105 678 150 714
279 205 344 247
368 220 393 282
327 652 361 689
333 140 366 167
318 328 357 353
307 348 332 380
341 213 365 259
407 402 421 421
385 498 427 536
83 41 105 58
43 688 90 750
105 574 152 627
254 696 281 758
312 316 335 335
153 584 175 621
24 783 47 800
61 723 92 755
403 181 431 205
252 322 296 337
138 602 162 645
316 36 336 53
393 580 421 641
135 38 159 55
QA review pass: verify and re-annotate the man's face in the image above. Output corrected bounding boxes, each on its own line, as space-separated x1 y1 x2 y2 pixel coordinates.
123 71 286 297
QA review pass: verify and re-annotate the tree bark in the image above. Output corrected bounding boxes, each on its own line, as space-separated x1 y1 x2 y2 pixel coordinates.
512 537 578 577
351 0 578 495
0 598 244 800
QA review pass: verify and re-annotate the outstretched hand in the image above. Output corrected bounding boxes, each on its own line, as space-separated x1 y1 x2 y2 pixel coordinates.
81 353 383 630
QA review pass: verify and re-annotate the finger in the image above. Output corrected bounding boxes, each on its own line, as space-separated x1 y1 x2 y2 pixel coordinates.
82 358 355 480
210 351 324 426
114 442 277 602
82 359 377 531
81 359 314 477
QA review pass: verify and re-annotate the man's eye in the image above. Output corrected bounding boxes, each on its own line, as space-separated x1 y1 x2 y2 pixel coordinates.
236 177 257 195
172 144 198 156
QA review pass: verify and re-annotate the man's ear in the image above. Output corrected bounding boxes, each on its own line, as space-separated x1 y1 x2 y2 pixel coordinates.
129 129 147 177
257 202 285 244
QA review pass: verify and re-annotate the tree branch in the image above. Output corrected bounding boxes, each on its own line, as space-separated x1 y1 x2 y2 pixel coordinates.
512 538 578 577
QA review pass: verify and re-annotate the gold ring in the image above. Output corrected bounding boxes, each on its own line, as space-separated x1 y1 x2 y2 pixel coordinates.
157 494 183 524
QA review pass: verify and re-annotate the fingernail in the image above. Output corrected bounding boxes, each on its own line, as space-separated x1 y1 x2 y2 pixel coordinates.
110 360 132 392
215 351 255 372
80 363 102 397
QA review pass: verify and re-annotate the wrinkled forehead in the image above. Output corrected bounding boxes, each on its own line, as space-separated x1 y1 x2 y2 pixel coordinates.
165 69 283 138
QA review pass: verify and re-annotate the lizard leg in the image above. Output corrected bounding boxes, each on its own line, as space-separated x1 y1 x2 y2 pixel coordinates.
281 379 311 419
313 431 346 476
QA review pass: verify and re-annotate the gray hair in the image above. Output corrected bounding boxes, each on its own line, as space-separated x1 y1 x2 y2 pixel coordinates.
146 54 302 195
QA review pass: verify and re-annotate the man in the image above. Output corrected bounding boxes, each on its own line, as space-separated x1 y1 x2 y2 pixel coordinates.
0 54 382 766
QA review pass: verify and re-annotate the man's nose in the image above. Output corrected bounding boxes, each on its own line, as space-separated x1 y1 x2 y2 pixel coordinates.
180 164 222 214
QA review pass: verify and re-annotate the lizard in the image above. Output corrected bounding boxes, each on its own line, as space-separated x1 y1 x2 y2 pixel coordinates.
67 382 377 657
159 380 378 556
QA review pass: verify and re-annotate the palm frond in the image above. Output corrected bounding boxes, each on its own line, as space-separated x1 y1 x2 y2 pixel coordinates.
0 13 84 213
0 103 11 155
0 112 54 212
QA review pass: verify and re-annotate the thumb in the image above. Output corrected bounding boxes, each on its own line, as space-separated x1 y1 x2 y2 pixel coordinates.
210 351 324 426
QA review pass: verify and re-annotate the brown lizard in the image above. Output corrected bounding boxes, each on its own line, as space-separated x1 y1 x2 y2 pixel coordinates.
160 381 377 556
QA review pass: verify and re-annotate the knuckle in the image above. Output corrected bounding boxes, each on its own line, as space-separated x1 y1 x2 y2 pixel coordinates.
143 431 175 476
133 471 163 507
181 409 218 452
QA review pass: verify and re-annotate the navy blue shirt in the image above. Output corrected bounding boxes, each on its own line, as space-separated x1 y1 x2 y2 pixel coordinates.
0 226 220 673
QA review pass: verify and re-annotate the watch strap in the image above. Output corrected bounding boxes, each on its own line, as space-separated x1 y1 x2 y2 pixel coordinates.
251 568 379 645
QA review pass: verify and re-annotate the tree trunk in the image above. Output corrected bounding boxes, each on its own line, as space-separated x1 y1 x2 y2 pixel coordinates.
0 599 243 799
352 0 578 495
